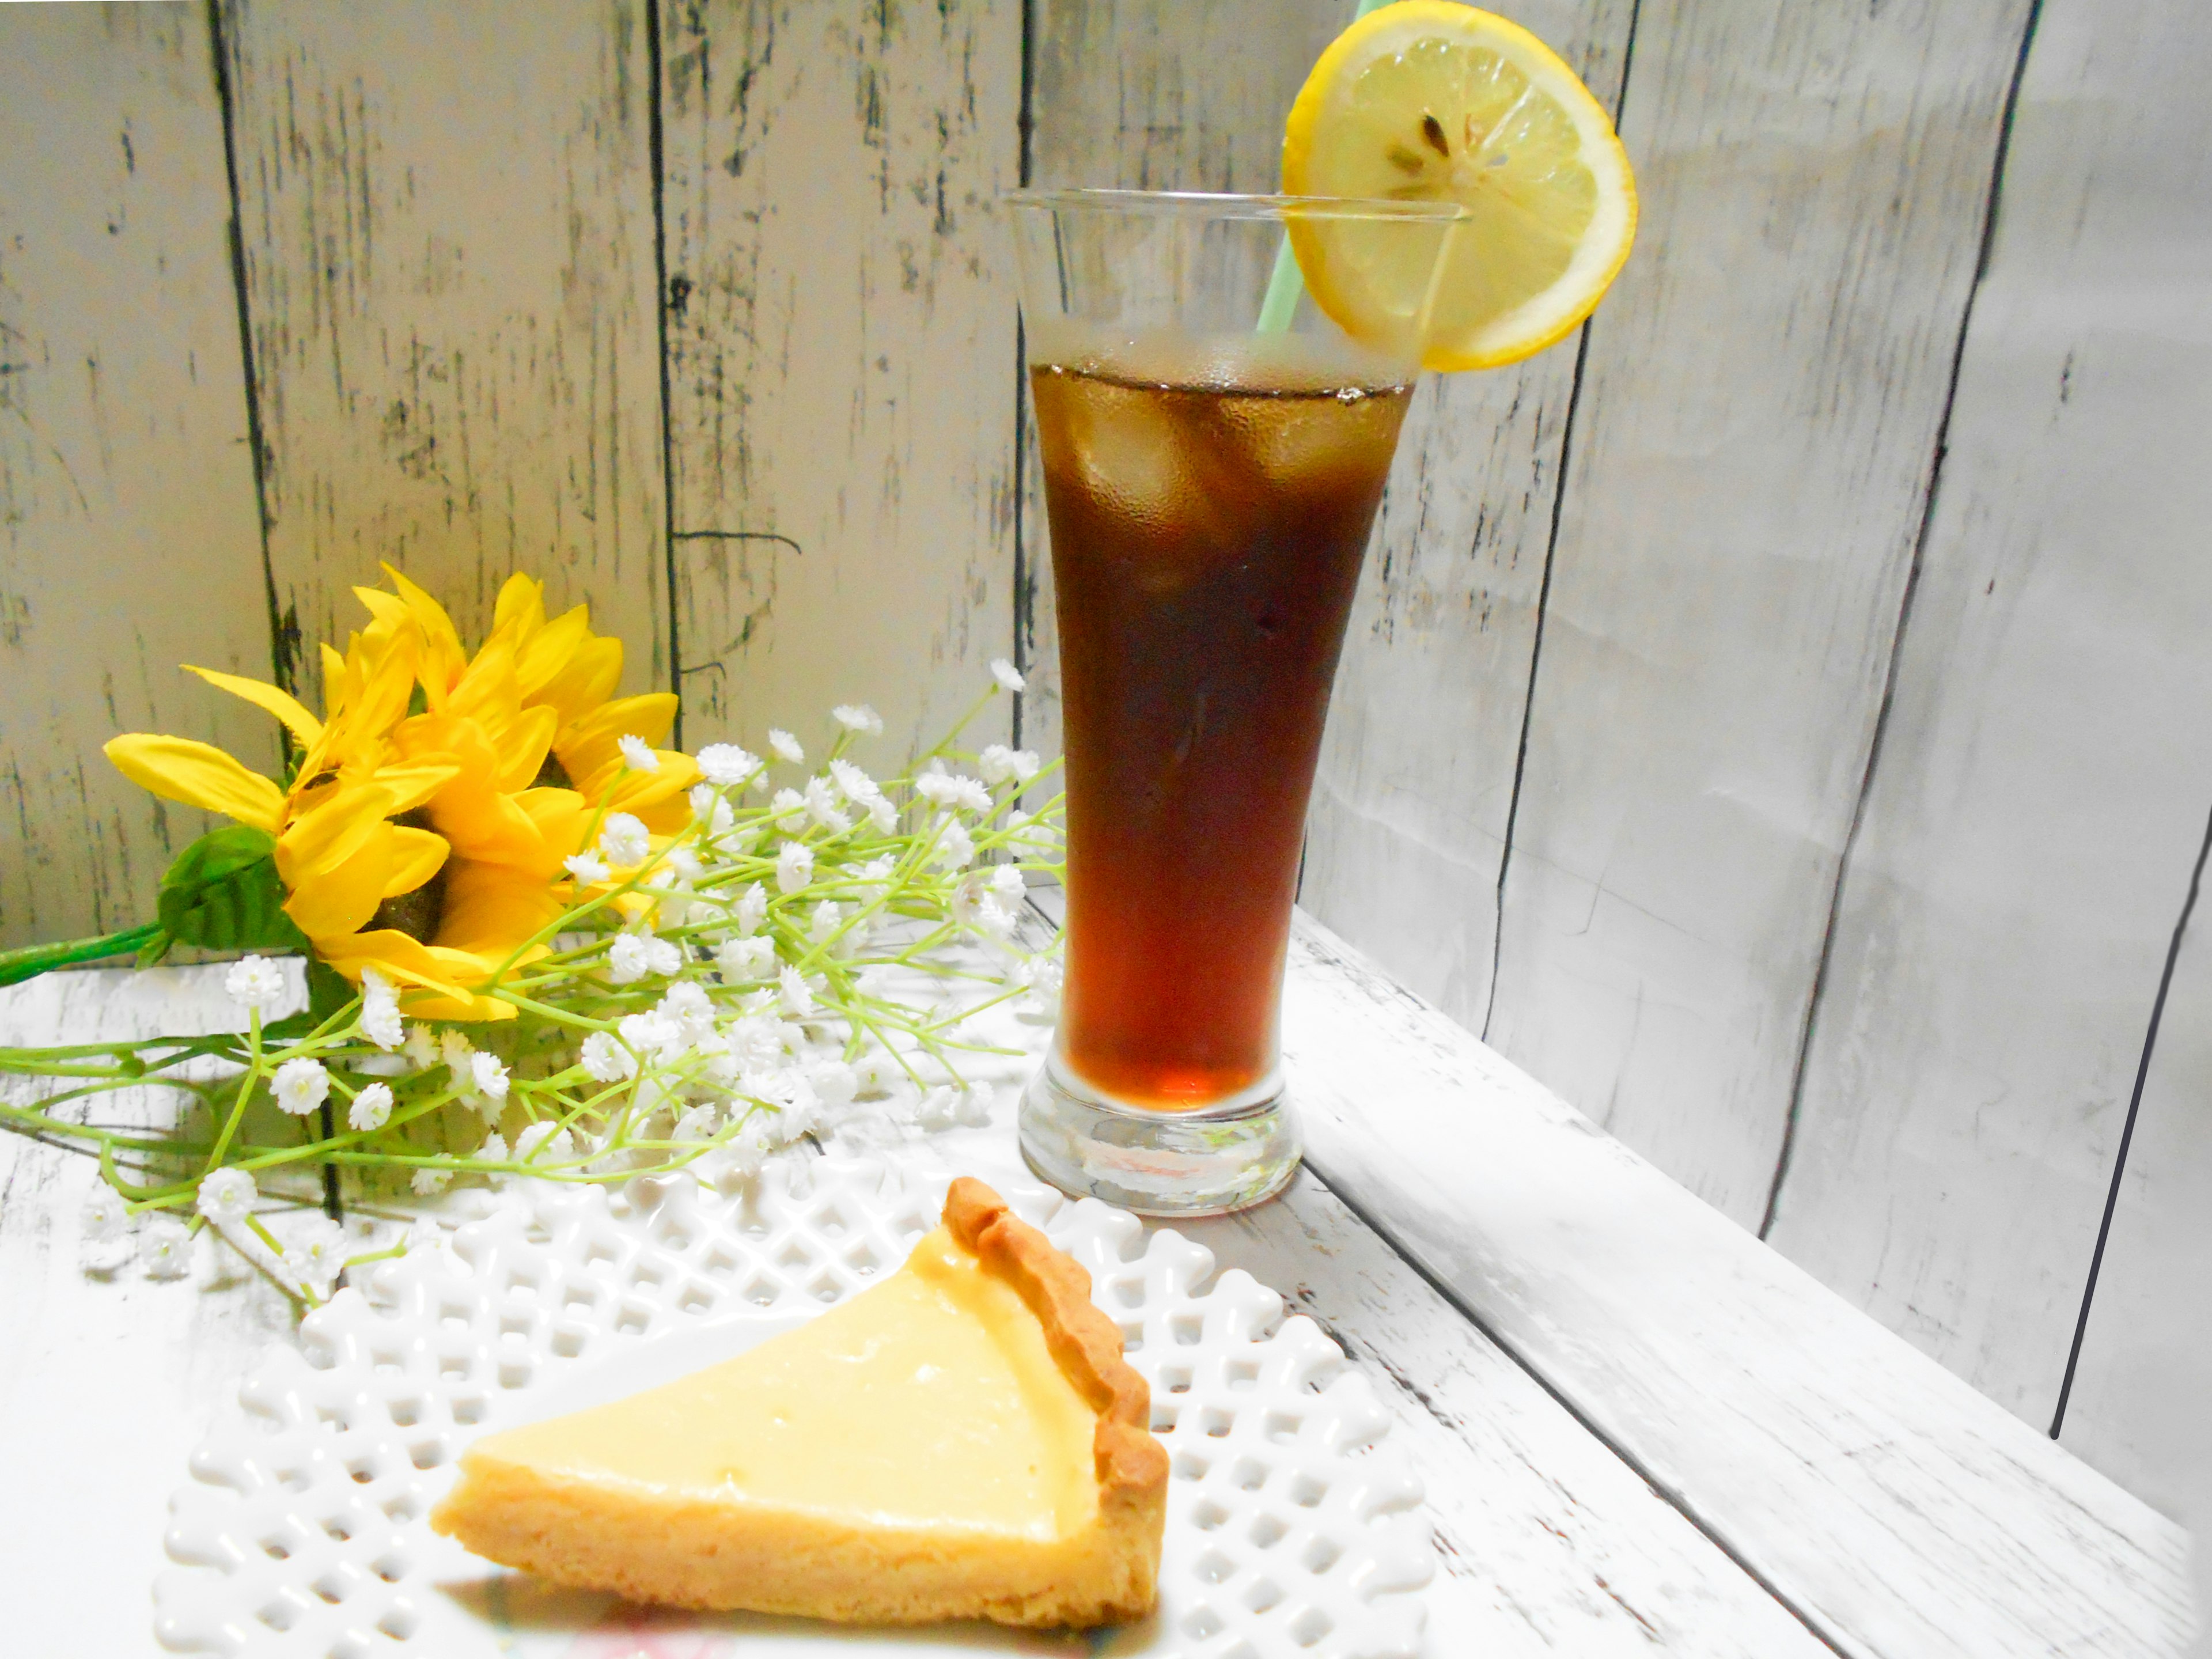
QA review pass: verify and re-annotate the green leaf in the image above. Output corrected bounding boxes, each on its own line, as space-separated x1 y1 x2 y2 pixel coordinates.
157 826 309 955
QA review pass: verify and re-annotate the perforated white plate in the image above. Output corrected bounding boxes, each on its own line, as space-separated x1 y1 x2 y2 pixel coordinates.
155 1158 1432 1658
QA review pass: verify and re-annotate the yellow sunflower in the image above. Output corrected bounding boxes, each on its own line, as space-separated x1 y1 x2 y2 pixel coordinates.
104 596 463 1001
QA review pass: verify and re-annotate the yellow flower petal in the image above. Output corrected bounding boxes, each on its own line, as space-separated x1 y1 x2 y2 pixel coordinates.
372 760 463 816
382 565 467 697
555 691 680 791
318 932 517 1022
514 606 592 702
104 734 286 832
492 571 547 638
495 704 559 794
436 857 565 959
382 825 449 898
534 634 624 729
183 666 324 747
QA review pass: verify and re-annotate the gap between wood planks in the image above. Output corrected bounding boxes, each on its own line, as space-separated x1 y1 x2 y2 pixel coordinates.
1480 0 1645 1046
2050 793 2212 1437
1758 0 2047 1250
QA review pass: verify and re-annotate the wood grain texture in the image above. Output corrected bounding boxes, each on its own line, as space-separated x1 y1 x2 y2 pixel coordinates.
1768 0 2212 1429
0 965 308 1657
1486 0 2037 1225
1286 908 2193 1659
0 3 275 948
660 0 1021 759
2061 817 2212 1527
1302 0 1634 1029
221 0 667 702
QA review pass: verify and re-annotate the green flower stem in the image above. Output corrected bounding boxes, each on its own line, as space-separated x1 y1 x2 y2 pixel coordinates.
202 1007 264 1173
0 922 163 988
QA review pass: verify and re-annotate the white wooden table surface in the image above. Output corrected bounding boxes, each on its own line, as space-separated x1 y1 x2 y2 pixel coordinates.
0 912 2192 1657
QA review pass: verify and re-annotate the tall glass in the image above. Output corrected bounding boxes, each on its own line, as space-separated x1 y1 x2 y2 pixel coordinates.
1009 190 1464 1215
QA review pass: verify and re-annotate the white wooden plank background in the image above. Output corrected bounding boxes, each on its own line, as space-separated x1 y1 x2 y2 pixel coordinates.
661 0 1021 757
2062 813 2212 1525
1286 910 2194 1659
1483 0 2038 1225
1300 0 1634 1029
221 0 669 702
1766 0 2212 1431
0 2 274 949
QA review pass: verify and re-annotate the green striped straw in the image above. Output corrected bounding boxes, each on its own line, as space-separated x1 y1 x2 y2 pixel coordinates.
1256 0 1396 332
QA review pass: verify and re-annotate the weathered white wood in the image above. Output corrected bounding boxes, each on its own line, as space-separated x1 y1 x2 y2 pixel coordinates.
2061 821 2212 1527
221 0 668 701
1767 0 2212 1430
1486 0 2036 1225
0 3 275 948
0 965 310 1658
660 0 1020 757
1286 908 2194 1658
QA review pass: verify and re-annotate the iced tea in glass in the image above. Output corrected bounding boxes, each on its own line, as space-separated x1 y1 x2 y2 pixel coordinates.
1008 192 1461 1214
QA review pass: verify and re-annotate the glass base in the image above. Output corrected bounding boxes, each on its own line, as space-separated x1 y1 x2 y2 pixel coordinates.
1017 1062 1302 1218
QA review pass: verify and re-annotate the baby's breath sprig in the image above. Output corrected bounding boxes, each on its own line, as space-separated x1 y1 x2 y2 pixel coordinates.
0 661 1063 1305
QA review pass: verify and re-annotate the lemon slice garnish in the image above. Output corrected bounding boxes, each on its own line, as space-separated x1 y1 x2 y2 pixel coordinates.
1283 1 1637 371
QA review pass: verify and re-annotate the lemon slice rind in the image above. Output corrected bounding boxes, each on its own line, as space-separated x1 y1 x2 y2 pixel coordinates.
1283 2 1637 372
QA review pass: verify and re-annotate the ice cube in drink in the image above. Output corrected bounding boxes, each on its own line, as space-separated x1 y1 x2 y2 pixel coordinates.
1034 335 1412 1112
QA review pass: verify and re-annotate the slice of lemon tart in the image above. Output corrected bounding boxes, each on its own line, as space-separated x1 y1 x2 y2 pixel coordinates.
430 1178 1168 1628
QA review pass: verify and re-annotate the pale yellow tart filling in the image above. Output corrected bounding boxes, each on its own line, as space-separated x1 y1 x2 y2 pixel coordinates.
430 1179 1167 1628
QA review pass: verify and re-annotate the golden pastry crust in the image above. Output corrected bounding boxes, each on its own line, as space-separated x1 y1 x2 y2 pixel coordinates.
944 1178 1171 1539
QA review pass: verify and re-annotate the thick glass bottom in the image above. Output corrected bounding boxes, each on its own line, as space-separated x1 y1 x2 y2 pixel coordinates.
1017 1059 1302 1218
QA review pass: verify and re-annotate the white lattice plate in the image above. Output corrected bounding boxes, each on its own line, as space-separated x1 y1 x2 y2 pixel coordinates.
156 1158 1432 1658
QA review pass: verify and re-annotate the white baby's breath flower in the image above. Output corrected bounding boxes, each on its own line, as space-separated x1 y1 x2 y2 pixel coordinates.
349 1082 394 1132
196 1166 256 1224
931 815 975 872
916 770 991 814
475 1132 509 1165
403 1023 440 1071
832 703 884 735
828 758 876 801
717 935 776 982
990 863 1027 903
696 743 761 787
778 965 817 1017
617 733 661 772
580 1030 638 1082
776 840 815 894
865 794 898 833
808 1060 859 1111
599 812 652 868
284 1217 346 1296
224 954 288 1014
991 658 1025 694
273 1057 331 1117
470 1052 511 1104
672 1104 721 1143
564 851 610 886
644 935 684 977
768 728 804 764
658 982 718 1046
411 1165 453 1196
804 775 853 833
770 787 806 832
619 1009 687 1063
808 900 843 943
607 933 651 985
735 882 770 934
140 1215 192 1279
359 966 404 1050
514 1122 575 1164
82 1185 130 1243
916 1086 960 1131
978 744 1043 787
667 846 704 882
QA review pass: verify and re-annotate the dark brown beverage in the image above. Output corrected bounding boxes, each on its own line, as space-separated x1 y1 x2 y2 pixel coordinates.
1035 354 1411 1111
